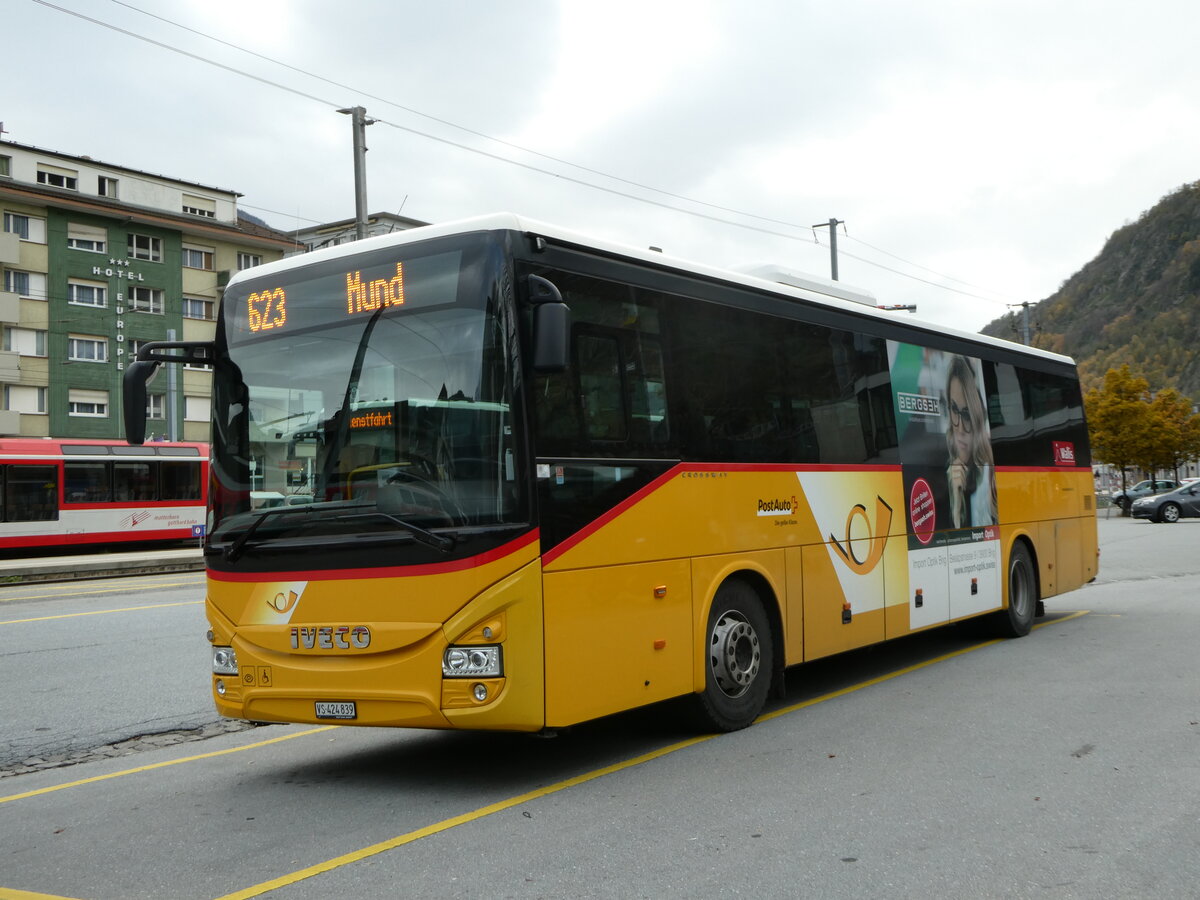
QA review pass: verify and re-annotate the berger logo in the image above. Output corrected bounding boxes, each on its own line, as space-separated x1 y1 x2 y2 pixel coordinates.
829 496 893 576
290 625 371 650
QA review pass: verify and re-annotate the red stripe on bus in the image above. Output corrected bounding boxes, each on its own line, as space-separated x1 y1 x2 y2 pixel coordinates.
995 466 1093 473
207 529 540 582
540 461 899 567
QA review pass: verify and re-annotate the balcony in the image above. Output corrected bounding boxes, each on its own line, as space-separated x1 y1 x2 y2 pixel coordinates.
0 231 18 265
0 290 19 324
0 349 20 383
0 409 19 435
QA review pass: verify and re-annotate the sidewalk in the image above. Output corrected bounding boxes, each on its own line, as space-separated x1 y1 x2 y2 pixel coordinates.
0 546 205 584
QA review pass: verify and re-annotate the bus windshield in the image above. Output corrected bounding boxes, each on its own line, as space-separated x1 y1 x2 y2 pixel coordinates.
209 233 524 556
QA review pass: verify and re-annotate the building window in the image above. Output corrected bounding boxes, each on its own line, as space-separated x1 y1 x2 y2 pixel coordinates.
0 155 11 177
3 213 47 243
184 395 210 422
128 338 150 359
2 270 47 300
68 279 108 308
182 195 216 218
3 326 48 357
181 245 214 270
68 388 109 417
146 394 165 419
182 296 214 320
4 385 47 414
128 286 164 314
67 223 107 253
37 165 78 191
127 233 162 262
237 252 262 270
98 176 118 198
68 335 108 363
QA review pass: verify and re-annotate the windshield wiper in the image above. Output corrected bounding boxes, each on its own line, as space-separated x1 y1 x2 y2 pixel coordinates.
220 503 455 562
222 505 316 562
335 511 455 553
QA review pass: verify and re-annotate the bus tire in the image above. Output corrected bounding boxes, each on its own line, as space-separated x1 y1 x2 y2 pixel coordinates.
993 541 1037 638
693 580 774 732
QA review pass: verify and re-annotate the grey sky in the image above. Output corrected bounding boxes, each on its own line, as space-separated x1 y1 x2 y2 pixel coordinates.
7 0 1200 334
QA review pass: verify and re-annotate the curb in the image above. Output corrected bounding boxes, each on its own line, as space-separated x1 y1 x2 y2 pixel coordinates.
0 554 206 585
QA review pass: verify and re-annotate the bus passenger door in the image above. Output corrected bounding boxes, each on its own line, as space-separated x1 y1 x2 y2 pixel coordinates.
542 560 692 728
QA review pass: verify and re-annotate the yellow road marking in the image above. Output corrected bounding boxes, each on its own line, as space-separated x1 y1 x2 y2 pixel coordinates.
0 889 85 900
0 727 334 806
0 577 205 604
215 610 1091 899
212 736 714 900
0 600 203 625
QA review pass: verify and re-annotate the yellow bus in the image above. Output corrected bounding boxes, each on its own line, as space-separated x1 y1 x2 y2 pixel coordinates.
123 214 1097 733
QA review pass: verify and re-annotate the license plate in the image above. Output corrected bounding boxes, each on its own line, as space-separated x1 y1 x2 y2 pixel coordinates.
315 701 357 720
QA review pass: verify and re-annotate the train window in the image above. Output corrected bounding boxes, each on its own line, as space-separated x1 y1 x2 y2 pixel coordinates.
114 462 155 502
64 462 111 503
160 461 202 500
4 465 59 521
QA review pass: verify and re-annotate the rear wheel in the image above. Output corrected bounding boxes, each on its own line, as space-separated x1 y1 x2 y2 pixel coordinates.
992 542 1036 638
693 580 774 732
1161 502 1182 523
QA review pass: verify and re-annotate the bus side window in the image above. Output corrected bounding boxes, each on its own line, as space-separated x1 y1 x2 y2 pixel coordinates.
578 333 626 441
625 339 669 444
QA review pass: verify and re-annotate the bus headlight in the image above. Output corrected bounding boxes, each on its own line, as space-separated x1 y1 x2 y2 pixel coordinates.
213 646 239 675
442 645 502 678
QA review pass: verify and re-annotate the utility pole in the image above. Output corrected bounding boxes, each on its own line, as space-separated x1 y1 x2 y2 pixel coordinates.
1007 301 1032 345
337 106 375 241
812 218 844 281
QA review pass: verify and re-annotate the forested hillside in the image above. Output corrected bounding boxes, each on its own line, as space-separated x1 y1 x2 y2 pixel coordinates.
980 181 1200 401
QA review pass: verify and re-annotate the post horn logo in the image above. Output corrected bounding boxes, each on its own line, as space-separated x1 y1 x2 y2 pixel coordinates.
267 590 300 614
830 496 893 575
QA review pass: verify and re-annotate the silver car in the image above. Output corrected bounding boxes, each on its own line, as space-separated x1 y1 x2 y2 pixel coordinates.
1130 482 1200 523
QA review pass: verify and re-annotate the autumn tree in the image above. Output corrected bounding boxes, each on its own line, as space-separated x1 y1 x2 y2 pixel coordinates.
1147 387 1200 480
1084 365 1153 503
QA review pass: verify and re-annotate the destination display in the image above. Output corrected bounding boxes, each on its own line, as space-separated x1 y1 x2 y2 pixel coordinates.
230 250 464 341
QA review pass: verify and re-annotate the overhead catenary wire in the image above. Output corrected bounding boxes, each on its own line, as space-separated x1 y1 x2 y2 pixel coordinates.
31 0 1017 308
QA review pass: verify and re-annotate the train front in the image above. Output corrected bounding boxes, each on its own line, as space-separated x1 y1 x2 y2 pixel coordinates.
205 228 547 731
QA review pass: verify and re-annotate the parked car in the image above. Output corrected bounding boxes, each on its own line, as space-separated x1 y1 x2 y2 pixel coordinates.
1131 481 1200 522
1110 479 1178 512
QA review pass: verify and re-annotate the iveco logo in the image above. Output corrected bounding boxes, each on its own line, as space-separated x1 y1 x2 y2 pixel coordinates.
289 625 371 650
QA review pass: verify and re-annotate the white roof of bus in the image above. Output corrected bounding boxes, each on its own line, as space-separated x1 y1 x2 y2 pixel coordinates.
231 212 1073 366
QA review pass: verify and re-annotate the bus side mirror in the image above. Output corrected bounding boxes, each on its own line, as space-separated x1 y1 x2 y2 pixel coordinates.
122 340 214 445
528 275 570 372
123 359 161 445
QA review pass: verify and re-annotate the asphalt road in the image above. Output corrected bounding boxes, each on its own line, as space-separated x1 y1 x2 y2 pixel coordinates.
1 516 1197 899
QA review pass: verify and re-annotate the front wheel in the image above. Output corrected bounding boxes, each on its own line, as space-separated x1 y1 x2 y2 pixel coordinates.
692 580 774 732
1161 502 1182 523
992 542 1037 638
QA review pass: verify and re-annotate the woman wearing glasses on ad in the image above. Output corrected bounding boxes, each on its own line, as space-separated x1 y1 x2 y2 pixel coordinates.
944 354 997 529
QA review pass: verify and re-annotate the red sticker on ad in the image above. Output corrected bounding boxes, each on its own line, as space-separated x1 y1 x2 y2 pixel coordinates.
910 477 935 544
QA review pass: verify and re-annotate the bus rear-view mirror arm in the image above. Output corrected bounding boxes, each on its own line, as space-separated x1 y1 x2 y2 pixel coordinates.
123 340 215 445
527 275 571 372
